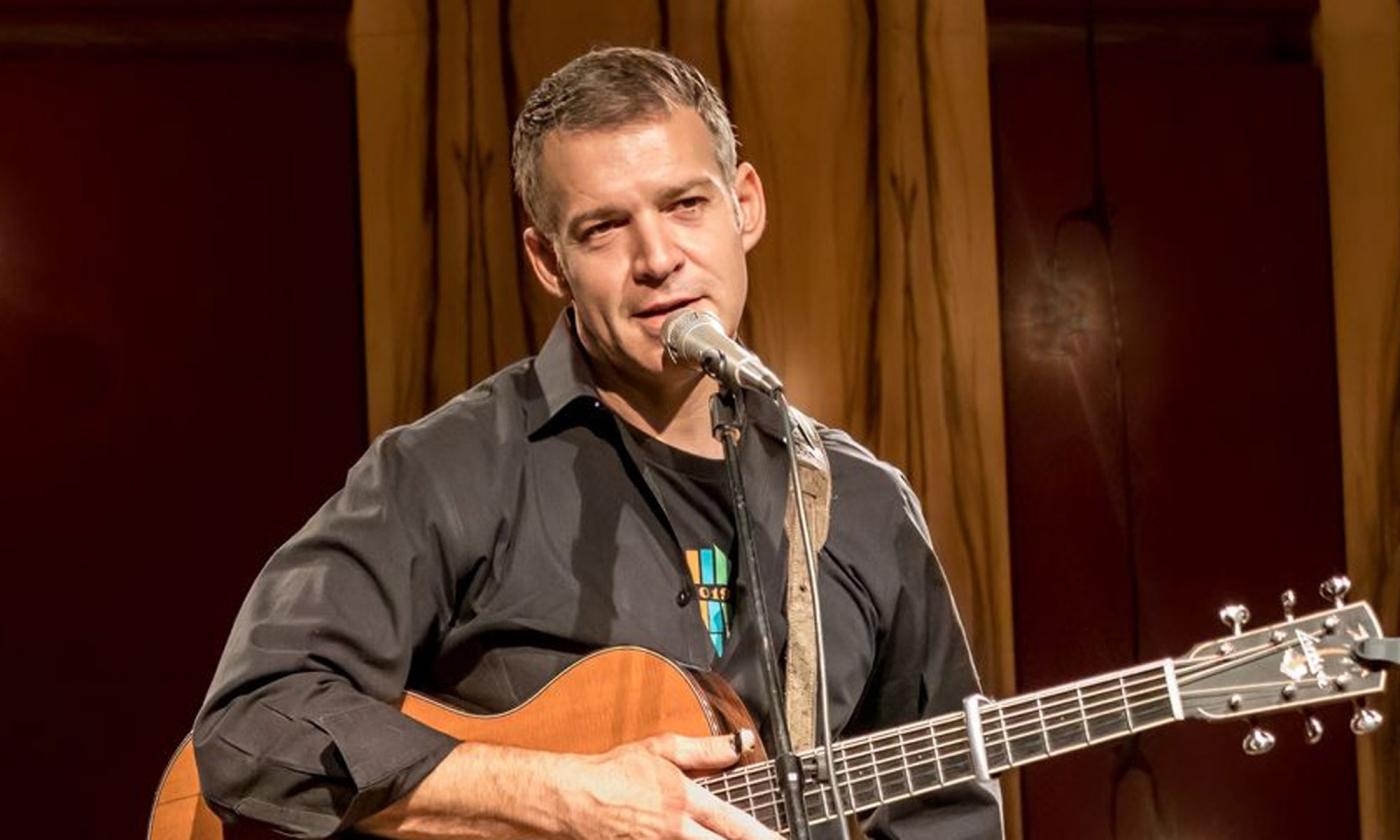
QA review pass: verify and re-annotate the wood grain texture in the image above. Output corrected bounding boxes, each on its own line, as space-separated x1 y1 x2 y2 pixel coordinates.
994 11 1363 837
149 648 760 840
1315 2 1400 838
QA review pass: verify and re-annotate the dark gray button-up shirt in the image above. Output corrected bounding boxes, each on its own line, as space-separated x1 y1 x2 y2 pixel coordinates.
193 314 1001 838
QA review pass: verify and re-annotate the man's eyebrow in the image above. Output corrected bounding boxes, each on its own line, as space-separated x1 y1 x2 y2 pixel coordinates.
657 176 717 202
563 177 719 240
565 205 627 240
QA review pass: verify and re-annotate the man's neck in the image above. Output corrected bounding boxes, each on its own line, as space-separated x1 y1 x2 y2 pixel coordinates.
592 367 723 460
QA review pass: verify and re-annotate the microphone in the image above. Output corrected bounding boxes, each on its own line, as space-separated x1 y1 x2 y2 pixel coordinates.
661 309 784 397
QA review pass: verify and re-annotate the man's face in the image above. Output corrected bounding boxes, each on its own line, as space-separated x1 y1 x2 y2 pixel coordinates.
523 107 766 390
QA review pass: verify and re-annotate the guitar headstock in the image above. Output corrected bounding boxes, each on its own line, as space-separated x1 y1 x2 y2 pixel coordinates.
1173 576 1392 753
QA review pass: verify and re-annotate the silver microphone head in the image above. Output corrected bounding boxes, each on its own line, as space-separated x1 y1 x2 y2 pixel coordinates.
660 308 783 396
661 308 722 367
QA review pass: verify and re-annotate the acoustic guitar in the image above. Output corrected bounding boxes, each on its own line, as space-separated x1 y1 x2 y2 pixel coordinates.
149 577 1396 839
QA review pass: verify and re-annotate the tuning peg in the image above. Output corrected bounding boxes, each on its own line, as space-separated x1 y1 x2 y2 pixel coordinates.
1242 721 1276 756
1220 604 1251 636
1303 712 1324 745
1350 702 1383 735
1281 589 1297 620
1320 575 1351 608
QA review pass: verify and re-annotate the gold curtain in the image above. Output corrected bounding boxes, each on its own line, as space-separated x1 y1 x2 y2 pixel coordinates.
1316 2 1400 838
350 0 1016 833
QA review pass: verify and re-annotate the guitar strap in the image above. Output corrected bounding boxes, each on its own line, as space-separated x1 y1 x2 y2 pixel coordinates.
781 407 865 837
780 405 830 753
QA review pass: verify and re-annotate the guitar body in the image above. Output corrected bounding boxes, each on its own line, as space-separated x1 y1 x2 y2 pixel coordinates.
148 646 764 840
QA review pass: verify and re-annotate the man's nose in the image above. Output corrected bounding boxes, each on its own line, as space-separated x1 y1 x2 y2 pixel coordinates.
631 215 684 283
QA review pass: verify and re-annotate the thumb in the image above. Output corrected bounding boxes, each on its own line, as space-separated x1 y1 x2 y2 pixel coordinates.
647 729 756 770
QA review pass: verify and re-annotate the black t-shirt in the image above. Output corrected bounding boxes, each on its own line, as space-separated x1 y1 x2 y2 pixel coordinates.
624 425 738 657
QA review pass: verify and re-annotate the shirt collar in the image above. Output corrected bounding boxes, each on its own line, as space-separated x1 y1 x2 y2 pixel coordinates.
527 309 602 436
526 307 787 444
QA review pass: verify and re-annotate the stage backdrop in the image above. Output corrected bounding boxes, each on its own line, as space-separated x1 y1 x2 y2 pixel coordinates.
348 1 1397 839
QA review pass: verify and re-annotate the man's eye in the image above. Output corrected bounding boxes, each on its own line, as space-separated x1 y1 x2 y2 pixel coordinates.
672 196 707 212
583 220 622 240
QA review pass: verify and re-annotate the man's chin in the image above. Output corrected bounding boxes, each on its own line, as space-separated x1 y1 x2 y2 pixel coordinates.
627 358 712 396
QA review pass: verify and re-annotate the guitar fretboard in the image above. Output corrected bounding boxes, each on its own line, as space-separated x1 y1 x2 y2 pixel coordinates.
701 658 1183 834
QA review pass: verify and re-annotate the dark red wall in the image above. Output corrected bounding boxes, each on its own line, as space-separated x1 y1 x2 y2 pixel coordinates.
0 5 363 835
991 4 1356 838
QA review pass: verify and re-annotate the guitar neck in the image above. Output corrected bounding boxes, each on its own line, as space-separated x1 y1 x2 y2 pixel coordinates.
703 658 1184 834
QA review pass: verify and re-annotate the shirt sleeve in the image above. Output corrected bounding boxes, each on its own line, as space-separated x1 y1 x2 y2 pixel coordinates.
855 473 1005 840
192 430 469 837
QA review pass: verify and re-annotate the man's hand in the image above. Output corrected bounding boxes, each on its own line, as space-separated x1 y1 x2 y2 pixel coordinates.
553 731 781 839
358 731 782 840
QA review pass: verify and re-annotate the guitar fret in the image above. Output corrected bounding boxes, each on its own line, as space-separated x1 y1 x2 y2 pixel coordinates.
896 727 916 795
1119 675 1136 732
1075 685 1093 743
930 721 946 786
882 749 906 799
988 703 1010 768
831 745 856 814
883 732 906 797
1034 694 1053 755
729 660 1193 833
742 768 762 830
1051 688 1086 751
869 736 887 804
1005 699 1033 765
839 742 862 810
851 739 862 812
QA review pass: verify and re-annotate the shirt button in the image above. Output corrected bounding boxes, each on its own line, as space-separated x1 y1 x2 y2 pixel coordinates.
676 588 692 607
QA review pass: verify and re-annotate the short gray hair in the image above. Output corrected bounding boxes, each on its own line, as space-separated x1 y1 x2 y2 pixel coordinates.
511 46 738 233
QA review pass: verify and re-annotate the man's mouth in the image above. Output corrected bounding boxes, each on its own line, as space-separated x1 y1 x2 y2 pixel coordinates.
633 296 701 322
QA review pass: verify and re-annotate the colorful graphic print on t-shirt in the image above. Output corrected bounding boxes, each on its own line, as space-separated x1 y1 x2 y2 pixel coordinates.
685 545 732 656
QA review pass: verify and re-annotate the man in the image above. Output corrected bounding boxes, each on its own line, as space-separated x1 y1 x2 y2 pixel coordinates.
193 47 1001 839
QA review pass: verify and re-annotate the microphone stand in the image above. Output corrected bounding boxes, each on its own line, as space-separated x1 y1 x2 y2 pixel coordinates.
710 384 812 840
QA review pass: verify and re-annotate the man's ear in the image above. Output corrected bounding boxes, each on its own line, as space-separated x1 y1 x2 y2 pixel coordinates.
523 226 571 300
733 161 767 252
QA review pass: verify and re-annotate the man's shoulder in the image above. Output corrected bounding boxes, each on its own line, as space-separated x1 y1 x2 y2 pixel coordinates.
813 423 917 506
378 356 539 464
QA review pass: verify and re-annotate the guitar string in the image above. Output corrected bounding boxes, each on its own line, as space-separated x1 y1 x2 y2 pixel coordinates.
702 659 1187 802
756 663 1310 834
779 636 1338 834
709 674 1179 819
721 666 1285 830
720 667 1298 833
702 663 1168 802
707 632 1320 819
706 632 1312 804
705 635 1318 820
731 660 1320 829
703 667 1180 814
714 682 1179 828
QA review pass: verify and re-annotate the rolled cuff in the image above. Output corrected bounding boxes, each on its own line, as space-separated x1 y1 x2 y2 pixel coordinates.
195 698 459 838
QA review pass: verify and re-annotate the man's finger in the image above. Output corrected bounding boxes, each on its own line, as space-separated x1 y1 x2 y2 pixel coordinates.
647 730 754 771
678 815 729 840
686 779 785 840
